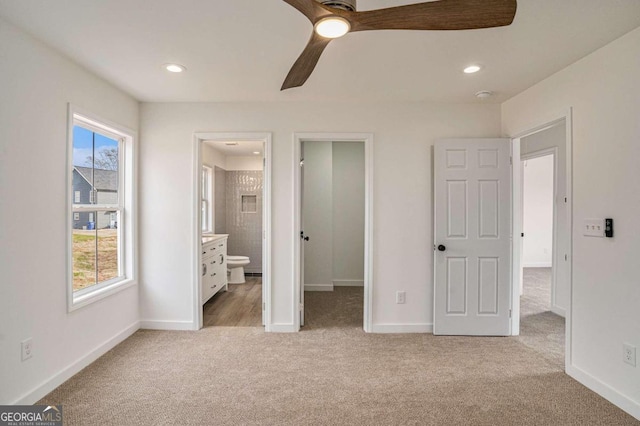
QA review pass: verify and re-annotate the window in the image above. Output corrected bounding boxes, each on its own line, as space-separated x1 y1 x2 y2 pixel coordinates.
68 106 136 310
201 166 213 232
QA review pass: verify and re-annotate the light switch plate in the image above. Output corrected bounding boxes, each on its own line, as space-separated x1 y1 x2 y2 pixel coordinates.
583 219 605 237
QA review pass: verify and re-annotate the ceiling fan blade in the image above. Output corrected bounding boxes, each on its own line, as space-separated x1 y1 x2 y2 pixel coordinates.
350 0 517 32
281 32 332 90
281 0 333 23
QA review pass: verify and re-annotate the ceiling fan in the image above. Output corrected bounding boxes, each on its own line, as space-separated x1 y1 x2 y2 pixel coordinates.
281 0 517 90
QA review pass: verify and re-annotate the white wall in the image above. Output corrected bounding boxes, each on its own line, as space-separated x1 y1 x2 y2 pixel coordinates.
0 18 139 404
139 101 501 330
502 26 640 419
226 155 263 171
332 142 365 284
522 155 554 267
303 142 333 288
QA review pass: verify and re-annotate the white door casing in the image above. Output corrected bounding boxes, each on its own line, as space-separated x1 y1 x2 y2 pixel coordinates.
300 143 305 327
434 139 512 336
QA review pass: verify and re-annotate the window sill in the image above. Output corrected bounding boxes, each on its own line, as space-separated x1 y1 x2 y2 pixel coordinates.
69 278 137 312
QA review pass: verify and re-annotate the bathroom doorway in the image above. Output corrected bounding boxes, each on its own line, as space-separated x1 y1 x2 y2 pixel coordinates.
293 133 374 332
192 132 272 331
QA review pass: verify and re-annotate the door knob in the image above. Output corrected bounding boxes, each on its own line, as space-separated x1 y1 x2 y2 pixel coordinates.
300 231 310 241
437 245 446 252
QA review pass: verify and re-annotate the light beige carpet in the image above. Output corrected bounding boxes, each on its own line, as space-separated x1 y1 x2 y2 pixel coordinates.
38 286 637 425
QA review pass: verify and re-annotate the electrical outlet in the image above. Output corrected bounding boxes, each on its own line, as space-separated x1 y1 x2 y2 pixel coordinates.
623 343 636 367
21 338 33 361
396 291 406 304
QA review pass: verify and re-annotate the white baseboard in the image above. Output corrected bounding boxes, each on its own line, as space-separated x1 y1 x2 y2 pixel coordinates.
567 364 640 420
139 320 195 331
522 262 552 268
333 279 364 287
269 323 297 333
304 284 334 292
371 323 433 334
551 305 566 318
12 321 140 405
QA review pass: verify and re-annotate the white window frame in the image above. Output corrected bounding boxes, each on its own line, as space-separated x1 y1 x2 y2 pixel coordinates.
67 104 137 312
74 190 81 203
201 165 213 233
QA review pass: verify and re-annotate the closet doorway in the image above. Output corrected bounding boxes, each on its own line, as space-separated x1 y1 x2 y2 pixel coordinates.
293 133 374 332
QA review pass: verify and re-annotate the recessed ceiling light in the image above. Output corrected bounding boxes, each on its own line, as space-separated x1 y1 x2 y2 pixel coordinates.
463 65 482 74
164 63 186 73
315 17 351 39
253 151 261 155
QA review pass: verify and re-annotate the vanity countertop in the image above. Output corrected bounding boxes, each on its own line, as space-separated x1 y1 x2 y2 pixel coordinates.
202 234 228 245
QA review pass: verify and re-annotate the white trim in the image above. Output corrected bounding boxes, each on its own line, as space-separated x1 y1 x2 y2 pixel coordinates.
139 320 195 331
293 133 374 333
192 132 273 332
509 107 573 371
304 284 334 291
551 306 566 318
11 321 139 405
371 323 433 334
567 364 640 420
66 104 138 313
522 262 553 268
511 138 522 335
269 324 298 333
333 279 364 287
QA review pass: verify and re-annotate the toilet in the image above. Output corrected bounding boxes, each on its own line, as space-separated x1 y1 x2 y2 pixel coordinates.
227 255 250 284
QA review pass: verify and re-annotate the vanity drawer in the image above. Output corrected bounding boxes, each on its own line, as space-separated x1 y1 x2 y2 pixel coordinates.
207 240 226 255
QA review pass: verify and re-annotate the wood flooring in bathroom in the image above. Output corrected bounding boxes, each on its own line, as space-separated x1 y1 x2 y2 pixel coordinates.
203 276 263 327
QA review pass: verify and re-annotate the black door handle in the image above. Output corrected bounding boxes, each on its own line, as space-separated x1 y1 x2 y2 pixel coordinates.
437 245 446 252
301 231 310 241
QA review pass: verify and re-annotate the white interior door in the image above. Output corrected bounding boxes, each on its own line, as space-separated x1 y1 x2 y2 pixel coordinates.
434 139 512 336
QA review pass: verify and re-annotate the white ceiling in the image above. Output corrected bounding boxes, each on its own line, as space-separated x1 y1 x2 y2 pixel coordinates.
1 0 639 103
205 140 264 157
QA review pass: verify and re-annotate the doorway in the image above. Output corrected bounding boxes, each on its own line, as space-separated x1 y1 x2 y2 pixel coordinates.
293 133 374 332
192 132 272 331
512 116 572 368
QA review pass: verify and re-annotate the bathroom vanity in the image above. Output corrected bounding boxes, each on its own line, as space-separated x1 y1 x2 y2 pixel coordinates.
202 234 228 304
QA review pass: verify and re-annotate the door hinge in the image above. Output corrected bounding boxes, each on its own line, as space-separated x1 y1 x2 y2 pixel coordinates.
299 303 304 311
262 302 266 311
509 309 512 318
510 156 513 165
565 254 568 261
565 197 567 203
300 158 304 167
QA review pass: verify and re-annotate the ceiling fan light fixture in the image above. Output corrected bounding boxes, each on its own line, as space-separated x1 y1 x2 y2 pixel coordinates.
314 16 351 39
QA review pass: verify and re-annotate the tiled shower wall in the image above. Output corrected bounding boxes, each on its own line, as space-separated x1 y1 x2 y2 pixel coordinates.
214 166 226 234
225 170 263 273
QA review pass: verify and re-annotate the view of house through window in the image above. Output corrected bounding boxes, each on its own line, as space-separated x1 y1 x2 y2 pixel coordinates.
71 122 122 292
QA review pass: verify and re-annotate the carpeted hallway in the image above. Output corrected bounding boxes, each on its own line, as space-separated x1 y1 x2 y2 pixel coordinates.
37 284 636 425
